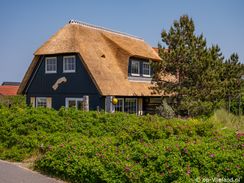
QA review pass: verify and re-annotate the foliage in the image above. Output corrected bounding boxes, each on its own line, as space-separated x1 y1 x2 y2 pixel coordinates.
156 98 175 118
0 95 26 108
212 108 244 132
228 96 244 115
152 15 244 117
0 106 243 182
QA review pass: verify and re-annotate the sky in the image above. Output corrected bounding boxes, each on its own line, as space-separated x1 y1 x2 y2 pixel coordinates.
0 0 244 84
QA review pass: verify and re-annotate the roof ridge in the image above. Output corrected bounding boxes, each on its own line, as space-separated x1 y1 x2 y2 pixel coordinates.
68 19 144 41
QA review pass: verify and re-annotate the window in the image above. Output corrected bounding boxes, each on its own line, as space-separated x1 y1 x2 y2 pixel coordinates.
124 98 137 114
63 56 76 73
131 60 140 76
36 97 47 107
45 57 57 73
115 98 124 112
65 98 83 109
31 97 51 108
143 62 151 77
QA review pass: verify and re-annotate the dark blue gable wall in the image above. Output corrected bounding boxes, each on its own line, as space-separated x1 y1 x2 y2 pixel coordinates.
25 53 104 110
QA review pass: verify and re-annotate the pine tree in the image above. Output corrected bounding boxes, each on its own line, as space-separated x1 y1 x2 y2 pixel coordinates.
152 15 229 116
222 53 243 113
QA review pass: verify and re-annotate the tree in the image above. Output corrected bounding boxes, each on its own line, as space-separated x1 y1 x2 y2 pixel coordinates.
222 53 244 114
152 15 236 116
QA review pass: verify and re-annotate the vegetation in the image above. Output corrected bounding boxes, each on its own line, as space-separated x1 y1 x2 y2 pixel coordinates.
0 106 243 182
0 95 25 108
152 15 244 117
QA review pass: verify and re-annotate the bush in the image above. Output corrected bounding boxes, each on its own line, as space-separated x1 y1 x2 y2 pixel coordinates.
156 99 175 119
0 106 243 182
0 95 26 108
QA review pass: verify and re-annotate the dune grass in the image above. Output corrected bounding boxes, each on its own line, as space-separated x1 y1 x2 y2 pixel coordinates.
212 109 244 132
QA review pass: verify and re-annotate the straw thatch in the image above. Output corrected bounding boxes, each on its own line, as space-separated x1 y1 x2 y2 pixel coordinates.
18 21 163 96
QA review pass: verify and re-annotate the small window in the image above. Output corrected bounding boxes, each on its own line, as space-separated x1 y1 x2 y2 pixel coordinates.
115 98 124 112
45 57 57 73
143 62 151 77
65 98 83 110
63 56 76 73
124 98 137 114
36 97 47 107
131 60 140 76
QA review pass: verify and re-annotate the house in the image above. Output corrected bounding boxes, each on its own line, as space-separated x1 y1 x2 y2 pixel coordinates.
0 82 19 96
18 20 164 114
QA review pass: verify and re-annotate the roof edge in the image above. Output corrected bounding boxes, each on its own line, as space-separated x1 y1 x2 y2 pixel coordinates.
18 56 40 94
69 19 144 41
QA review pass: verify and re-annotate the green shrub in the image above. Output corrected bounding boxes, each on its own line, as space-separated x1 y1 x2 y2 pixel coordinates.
0 106 243 182
0 95 26 108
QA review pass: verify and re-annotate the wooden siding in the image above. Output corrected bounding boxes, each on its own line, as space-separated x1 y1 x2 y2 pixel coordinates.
25 53 103 110
143 97 161 114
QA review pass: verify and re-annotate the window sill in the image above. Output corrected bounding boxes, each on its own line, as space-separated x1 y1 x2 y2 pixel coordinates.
63 70 76 73
128 76 152 83
131 73 140 77
45 71 57 74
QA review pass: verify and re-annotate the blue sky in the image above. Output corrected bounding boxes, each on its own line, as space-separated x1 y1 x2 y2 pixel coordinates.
0 0 244 84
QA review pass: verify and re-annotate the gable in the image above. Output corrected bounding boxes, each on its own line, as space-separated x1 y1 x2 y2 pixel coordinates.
21 54 100 96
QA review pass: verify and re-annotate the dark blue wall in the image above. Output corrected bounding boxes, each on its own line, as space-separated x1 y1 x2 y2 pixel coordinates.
25 53 104 110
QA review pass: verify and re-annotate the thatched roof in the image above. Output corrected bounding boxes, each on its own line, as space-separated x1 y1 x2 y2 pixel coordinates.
18 21 162 96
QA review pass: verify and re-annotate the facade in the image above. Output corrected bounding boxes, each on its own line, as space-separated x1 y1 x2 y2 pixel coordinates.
18 20 166 114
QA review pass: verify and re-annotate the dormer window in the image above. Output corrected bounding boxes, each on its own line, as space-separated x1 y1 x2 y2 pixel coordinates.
63 56 76 73
142 62 151 77
131 60 140 76
45 57 57 74
128 58 153 81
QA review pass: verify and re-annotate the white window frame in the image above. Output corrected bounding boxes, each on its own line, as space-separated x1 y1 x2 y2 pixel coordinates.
142 62 151 77
131 60 140 76
114 98 124 112
36 97 47 107
124 98 137 114
45 57 57 74
63 56 76 73
65 98 83 109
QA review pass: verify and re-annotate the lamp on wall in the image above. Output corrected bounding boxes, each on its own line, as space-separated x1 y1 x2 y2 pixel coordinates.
112 97 118 105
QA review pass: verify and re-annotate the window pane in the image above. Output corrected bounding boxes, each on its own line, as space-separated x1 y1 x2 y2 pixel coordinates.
77 101 83 110
115 98 124 112
36 98 47 107
124 98 137 114
64 56 76 72
46 58 57 73
131 61 140 75
143 62 150 76
68 100 76 107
